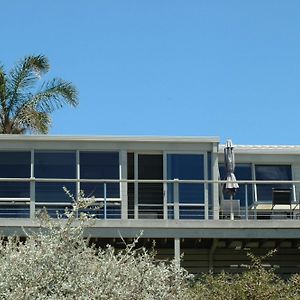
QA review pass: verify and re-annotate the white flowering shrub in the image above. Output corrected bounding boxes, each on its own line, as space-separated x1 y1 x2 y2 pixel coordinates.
0 193 192 300
190 250 300 300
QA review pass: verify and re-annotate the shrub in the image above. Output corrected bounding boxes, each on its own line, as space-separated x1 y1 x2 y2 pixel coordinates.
0 192 192 300
190 250 300 300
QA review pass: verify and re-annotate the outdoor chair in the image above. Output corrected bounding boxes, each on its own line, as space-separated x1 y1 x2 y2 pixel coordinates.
272 188 292 209
271 188 292 219
220 199 240 220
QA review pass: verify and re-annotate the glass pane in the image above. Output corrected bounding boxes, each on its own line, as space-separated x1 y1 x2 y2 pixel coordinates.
0 204 29 218
35 151 76 179
80 152 119 179
180 206 205 219
80 182 120 198
80 203 121 219
138 205 163 219
255 165 291 202
36 182 76 203
219 164 253 206
138 155 163 205
167 154 204 204
0 182 30 198
0 151 30 178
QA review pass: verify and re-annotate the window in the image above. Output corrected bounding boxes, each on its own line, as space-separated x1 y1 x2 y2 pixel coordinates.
255 165 292 202
167 154 204 204
34 151 76 178
80 152 120 198
0 152 30 198
34 151 76 203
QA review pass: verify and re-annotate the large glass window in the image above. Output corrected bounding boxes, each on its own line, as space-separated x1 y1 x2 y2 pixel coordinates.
34 151 76 203
34 151 76 179
0 151 30 198
138 154 163 219
255 165 292 202
219 164 253 206
80 152 120 198
167 154 204 204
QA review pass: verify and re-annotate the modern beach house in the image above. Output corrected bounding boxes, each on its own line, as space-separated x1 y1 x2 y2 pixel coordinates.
0 135 299 275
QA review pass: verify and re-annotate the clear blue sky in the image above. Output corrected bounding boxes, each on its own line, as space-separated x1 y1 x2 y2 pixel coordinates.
1 1 300 144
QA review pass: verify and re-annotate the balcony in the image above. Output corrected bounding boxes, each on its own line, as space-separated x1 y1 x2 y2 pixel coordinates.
0 178 299 220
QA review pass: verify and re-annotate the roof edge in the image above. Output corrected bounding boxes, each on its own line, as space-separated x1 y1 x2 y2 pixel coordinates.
0 134 220 143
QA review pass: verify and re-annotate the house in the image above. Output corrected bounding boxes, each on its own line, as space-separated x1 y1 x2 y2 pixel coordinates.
0 135 299 275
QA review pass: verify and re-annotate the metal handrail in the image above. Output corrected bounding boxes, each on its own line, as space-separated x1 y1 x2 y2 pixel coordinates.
0 178 299 184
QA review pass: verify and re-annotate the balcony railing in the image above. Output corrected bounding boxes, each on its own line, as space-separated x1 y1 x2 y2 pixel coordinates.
0 178 299 221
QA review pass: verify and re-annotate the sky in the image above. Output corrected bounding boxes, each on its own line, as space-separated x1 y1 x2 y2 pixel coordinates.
1 1 300 144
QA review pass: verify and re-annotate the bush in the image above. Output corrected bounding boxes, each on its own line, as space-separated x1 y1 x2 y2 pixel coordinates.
190 250 300 300
0 192 192 300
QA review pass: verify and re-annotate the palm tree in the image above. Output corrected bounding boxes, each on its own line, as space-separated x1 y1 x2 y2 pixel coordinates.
0 55 78 134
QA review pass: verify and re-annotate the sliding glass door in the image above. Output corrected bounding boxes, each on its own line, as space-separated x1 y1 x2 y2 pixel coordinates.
166 153 205 219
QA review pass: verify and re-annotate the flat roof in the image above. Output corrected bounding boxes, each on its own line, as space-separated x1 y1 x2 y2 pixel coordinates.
0 135 220 143
219 144 300 155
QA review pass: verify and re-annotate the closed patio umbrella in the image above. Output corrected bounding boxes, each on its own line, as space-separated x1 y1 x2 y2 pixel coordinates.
223 139 239 219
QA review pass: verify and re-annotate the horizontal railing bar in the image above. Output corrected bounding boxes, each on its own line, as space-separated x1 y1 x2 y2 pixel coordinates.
0 178 299 184
0 198 30 201
167 203 205 207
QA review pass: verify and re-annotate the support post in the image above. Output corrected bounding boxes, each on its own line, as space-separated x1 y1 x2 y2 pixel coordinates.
174 238 180 267
245 184 248 220
212 143 219 220
120 150 128 220
208 238 218 272
134 153 138 219
104 182 107 219
30 150 35 219
173 179 179 219
76 150 80 200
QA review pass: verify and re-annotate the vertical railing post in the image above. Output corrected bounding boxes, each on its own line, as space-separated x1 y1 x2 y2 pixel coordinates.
245 184 248 220
120 150 128 220
174 179 179 220
30 177 35 219
104 182 107 220
30 150 35 219
253 183 257 220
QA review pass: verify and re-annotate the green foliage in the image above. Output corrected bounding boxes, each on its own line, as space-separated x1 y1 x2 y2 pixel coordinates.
0 55 78 134
0 192 192 300
190 250 300 300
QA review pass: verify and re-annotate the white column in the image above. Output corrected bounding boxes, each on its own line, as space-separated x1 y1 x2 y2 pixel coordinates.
120 150 128 220
212 143 219 220
134 153 138 219
76 150 80 200
173 179 179 220
174 238 180 267
30 150 35 219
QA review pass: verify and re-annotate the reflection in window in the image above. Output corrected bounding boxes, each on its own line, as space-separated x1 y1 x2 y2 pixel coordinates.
255 165 292 202
34 151 76 178
0 182 30 198
167 154 204 204
0 151 30 178
80 152 120 198
219 164 253 206
0 152 30 199
35 182 76 203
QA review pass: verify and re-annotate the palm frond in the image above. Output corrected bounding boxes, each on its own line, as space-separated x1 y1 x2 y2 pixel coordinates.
0 64 7 114
7 55 50 112
13 105 51 134
27 78 79 113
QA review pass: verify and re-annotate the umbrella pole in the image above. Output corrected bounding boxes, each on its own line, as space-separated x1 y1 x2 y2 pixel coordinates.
230 195 234 220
